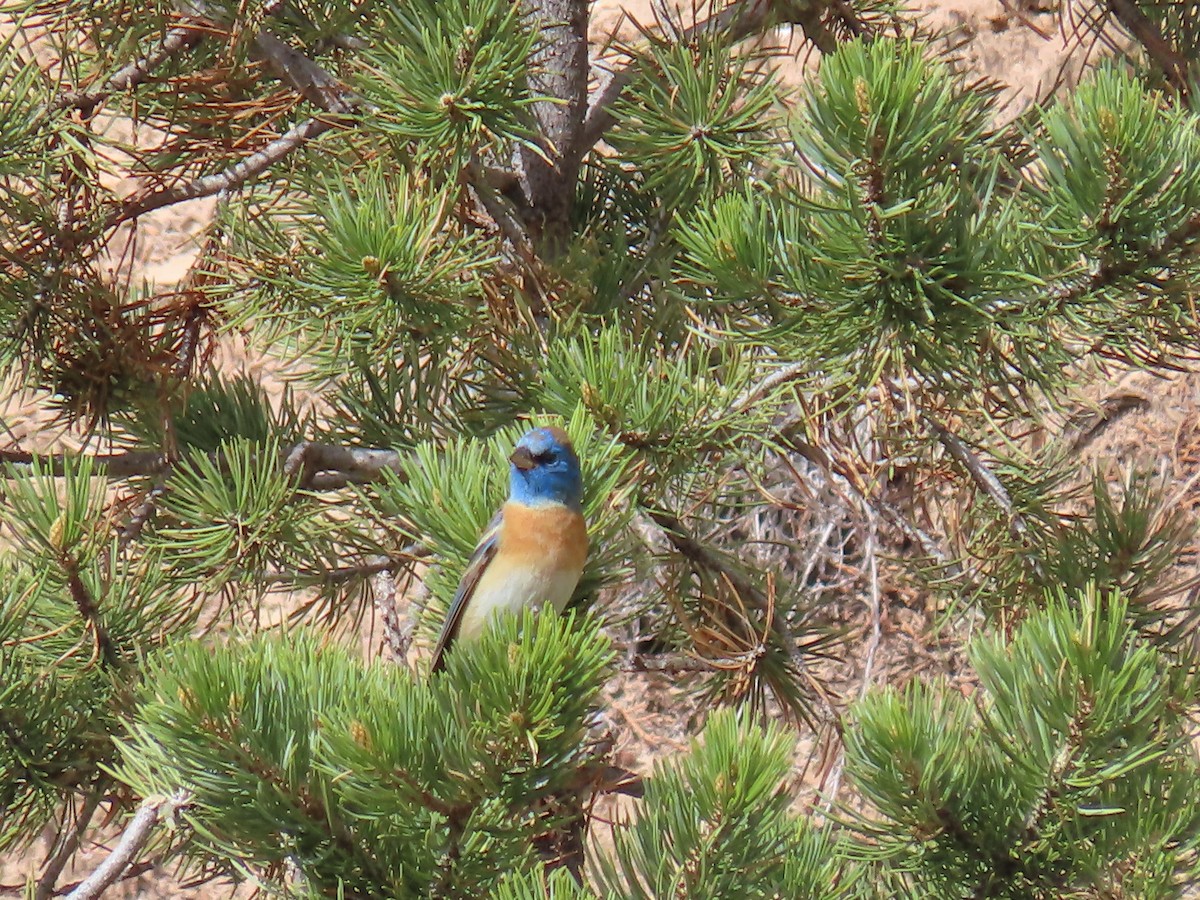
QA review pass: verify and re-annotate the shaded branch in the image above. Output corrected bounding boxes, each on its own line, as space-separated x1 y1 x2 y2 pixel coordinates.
465 160 535 259
59 550 120 669
1106 0 1191 96
640 506 762 605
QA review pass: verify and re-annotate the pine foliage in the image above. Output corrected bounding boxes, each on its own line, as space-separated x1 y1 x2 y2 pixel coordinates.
3 0 1200 894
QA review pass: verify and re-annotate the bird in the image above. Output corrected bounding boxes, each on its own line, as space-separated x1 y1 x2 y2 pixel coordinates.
429 426 588 673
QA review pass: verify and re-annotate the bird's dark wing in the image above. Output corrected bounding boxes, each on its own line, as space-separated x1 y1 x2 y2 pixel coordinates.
429 509 504 673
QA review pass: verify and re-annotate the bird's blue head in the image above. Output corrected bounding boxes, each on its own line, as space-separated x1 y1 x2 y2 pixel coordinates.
508 426 583 511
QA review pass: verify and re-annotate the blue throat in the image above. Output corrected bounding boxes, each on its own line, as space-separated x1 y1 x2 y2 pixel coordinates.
509 461 583 511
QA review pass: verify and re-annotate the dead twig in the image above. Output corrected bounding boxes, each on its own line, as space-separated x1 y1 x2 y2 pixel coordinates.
35 793 104 900
2 442 403 487
65 792 190 900
54 23 208 115
108 114 343 227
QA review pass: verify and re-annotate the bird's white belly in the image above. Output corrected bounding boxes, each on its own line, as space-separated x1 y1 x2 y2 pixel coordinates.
456 563 580 643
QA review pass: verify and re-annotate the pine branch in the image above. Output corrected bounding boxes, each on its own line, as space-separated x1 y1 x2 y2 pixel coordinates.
371 565 409 664
640 506 762 606
926 417 1029 539
2 443 403 487
1105 0 1191 96
261 557 416 586
53 22 208 116
1048 210 1200 310
580 0 805 152
730 361 809 415
35 793 104 900
252 30 357 115
107 114 342 227
65 792 189 900
98 14 359 230
465 159 535 259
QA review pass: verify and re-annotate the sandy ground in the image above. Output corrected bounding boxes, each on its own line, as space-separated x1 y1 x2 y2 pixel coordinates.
4 1 1191 895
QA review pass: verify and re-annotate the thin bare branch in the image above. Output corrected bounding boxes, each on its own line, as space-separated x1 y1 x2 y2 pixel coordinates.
65 792 189 900
54 23 207 114
35 793 104 900
624 652 737 673
261 558 416 586
253 30 358 115
731 361 809 415
283 442 405 488
2 442 403 487
107 114 341 227
927 417 1028 538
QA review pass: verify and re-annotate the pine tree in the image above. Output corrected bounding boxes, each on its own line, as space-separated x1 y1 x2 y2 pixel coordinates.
2 0 1200 896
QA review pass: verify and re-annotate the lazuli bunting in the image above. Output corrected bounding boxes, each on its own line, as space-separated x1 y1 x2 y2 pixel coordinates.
429 426 588 673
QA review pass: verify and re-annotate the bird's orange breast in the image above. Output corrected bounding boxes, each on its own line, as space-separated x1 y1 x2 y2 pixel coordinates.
498 501 589 571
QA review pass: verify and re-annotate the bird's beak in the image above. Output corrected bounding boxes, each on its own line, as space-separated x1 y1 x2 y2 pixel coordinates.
509 446 536 470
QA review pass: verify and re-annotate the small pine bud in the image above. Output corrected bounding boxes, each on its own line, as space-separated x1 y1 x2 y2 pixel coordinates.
362 256 382 276
854 77 871 120
1097 107 1117 142
48 514 67 551
350 720 372 750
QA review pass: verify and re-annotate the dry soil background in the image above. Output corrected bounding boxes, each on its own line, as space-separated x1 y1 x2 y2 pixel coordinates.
4 1 1198 896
